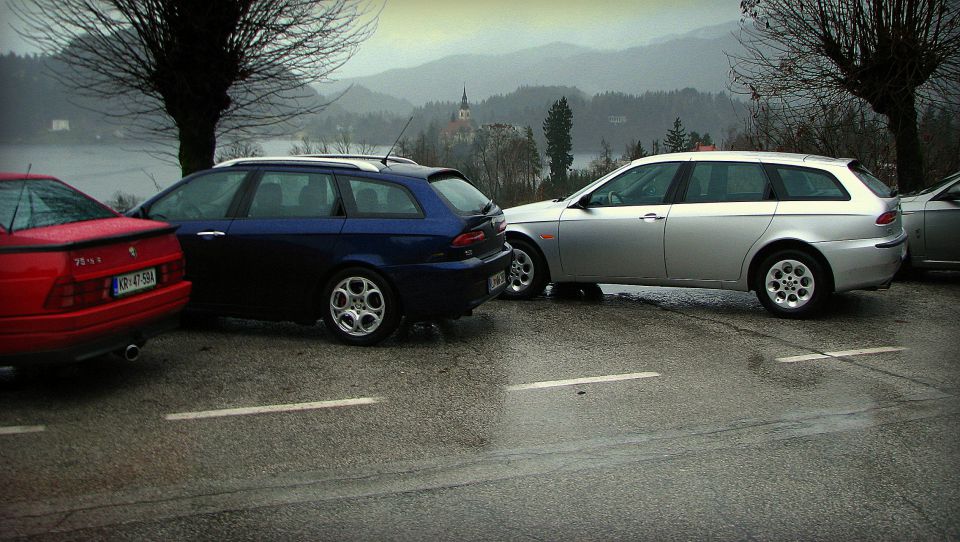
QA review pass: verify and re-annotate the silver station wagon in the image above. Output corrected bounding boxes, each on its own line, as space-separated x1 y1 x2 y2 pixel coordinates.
503 151 906 318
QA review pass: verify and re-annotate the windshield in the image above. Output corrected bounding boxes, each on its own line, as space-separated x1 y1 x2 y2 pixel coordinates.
910 172 960 196
0 179 115 233
430 174 493 215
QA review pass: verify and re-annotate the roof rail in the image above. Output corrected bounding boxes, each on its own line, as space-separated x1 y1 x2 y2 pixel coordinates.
302 154 418 165
214 156 381 172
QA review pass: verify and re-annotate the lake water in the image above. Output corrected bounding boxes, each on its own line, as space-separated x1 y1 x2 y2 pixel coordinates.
0 141 599 203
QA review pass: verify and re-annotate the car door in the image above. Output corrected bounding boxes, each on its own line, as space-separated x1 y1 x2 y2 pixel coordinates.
664 161 777 281
334 174 430 261
558 162 683 280
222 169 346 317
924 178 960 263
143 169 250 306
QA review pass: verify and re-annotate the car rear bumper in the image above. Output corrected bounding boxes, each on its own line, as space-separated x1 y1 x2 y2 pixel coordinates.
817 235 907 292
0 281 191 365
387 244 513 320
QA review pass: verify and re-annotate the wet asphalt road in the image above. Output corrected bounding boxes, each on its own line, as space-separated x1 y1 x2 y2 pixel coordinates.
1 273 959 540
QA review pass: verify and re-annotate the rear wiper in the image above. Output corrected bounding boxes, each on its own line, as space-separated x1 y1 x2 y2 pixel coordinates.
481 199 494 214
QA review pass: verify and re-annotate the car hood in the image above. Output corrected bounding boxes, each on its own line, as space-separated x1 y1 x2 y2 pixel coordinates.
504 199 566 224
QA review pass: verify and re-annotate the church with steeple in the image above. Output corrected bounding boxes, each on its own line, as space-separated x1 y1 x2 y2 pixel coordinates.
441 86 476 144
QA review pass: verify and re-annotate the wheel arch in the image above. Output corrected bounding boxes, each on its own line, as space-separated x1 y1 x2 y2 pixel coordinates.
505 231 552 284
748 239 835 293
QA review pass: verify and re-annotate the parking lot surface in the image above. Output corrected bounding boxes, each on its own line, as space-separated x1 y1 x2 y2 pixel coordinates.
2 274 959 540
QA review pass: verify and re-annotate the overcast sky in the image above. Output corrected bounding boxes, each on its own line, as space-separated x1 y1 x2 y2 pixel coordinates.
0 0 742 78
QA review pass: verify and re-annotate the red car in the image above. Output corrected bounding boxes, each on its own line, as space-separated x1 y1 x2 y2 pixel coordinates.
0 173 191 365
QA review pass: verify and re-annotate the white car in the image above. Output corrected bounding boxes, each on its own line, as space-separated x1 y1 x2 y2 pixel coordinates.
503 151 906 318
900 171 960 271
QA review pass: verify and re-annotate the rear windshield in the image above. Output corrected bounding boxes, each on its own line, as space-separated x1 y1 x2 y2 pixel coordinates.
0 179 115 232
430 175 491 215
850 164 896 198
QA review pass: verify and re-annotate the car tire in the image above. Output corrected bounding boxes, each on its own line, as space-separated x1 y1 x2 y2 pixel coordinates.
321 268 400 346
754 249 830 319
502 238 548 300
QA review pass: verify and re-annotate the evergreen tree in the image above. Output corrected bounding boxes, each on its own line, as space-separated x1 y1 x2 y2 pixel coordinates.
523 126 543 191
543 97 574 181
665 117 688 153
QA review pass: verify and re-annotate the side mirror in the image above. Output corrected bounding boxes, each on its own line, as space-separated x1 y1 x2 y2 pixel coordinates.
125 206 145 219
571 193 592 209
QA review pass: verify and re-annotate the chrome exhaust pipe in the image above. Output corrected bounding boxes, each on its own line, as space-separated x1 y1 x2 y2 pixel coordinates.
123 344 141 361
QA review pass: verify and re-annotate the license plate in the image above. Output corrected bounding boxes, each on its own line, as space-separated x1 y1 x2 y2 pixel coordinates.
112 268 157 298
487 270 506 292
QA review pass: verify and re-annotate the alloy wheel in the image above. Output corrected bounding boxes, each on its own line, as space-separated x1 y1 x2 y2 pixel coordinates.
764 259 815 310
508 247 535 294
329 276 386 337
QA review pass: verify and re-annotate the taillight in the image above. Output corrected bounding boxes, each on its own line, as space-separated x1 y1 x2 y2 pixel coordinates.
452 231 486 247
495 218 507 233
157 258 186 286
876 210 898 225
45 276 111 310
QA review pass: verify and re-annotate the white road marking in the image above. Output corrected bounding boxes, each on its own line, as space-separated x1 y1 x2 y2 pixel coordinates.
505 372 661 392
0 425 46 436
777 346 907 363
165 397 383 421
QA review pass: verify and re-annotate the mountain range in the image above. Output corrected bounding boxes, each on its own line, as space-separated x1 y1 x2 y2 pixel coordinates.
320 21 743 109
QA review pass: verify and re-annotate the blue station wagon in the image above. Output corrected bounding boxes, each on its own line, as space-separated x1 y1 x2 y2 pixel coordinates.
129 156 512 345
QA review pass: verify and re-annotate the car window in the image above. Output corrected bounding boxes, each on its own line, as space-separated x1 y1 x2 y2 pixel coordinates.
850 164 895 197
0 179 115 232
430 175 490 215
247 172 337 218
683 162 768 203
149 171 247 221
342 177 422 218
769 165 850 200
588 162 681 206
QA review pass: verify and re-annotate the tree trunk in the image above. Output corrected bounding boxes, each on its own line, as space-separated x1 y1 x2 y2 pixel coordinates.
886 92 924 194
177 117 218 177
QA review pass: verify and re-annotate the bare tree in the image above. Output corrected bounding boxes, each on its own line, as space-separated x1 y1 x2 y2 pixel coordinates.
13 0 377 176
730 0 960 193
215 139 265 163
466 124 541 206
729 102 898 183
289 135 330 155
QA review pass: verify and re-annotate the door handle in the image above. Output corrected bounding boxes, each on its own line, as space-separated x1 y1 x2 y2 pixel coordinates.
196 230 226 238
641 213 665 222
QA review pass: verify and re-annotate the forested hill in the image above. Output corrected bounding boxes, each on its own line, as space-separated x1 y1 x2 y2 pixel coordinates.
2 52 747 152
0 53 116 143
308 85 748 153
